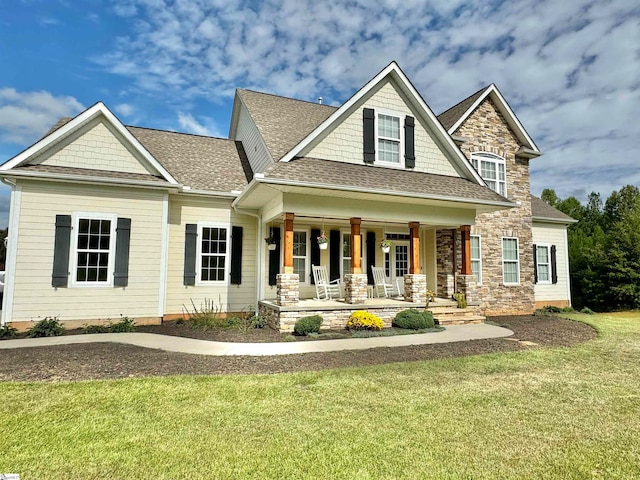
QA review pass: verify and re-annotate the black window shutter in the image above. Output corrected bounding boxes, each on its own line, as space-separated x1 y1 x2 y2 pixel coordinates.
366 231 376 285
183 224 197 286
114 218 131 287
551 245 558 284
52 214 72 287
363 108 375 164
268 227 281 286
310 228 321 284
533 243 538 284
330 230 341 281
405 115 415 168
230 226 243 285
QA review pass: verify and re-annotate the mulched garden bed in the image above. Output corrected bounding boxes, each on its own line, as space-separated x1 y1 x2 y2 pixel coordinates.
0 315 596 382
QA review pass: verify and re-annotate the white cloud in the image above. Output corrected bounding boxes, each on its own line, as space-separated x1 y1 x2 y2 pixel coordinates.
89 0 639 201
177 112 222 137
0 88 84 145
114 103 134 117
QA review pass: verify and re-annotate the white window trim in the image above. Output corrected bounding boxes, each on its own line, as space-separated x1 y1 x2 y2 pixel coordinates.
471 152 507 197
470 234 482 285
340 229 367 277
293 229 310 285
69 212 118 288
535 243 552 285
196 222 231 285
501 236 520 285
375 109 404 168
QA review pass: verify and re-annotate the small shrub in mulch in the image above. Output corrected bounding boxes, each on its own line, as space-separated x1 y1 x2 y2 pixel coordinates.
0 324 18 339
27 317 65 338
347 311 383 331
393 309 435 330
294 315 323 336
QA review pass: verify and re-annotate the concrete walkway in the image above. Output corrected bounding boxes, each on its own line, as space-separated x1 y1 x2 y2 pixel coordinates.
0 324 513 356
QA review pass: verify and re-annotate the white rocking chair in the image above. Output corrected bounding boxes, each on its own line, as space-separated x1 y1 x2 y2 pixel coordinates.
371 266 401 298
312 265 342 300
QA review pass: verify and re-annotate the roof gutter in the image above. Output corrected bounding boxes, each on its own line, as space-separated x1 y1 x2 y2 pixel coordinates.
532 216 578 224
251 175 516 209
517 147 542 159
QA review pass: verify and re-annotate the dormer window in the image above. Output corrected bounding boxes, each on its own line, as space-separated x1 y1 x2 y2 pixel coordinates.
471 152 506 196
377 113 401 164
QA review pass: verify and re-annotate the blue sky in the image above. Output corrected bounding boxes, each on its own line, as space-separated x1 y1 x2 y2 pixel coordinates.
1 0 638 228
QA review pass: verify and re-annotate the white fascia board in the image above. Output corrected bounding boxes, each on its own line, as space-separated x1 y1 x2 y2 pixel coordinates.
448 85 540 153
532 216 578 224
1 169 180 191
230 178 261 208
254 176 515 209
280 61 486 186
0 102 180 185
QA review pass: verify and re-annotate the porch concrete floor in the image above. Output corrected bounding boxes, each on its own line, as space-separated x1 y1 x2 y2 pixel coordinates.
0 323 513 356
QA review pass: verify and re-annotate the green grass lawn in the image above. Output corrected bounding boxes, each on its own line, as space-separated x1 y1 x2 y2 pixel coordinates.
2 312 640 479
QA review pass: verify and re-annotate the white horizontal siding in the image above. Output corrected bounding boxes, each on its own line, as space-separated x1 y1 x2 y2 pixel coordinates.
306 80 461 177
11 180 165 322
235 101 273 175
165 195 257 314
532 222 570 303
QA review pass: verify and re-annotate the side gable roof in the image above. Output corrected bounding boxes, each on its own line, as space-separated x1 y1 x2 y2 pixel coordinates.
234 89 336 161
0 102 179 184
279 61 486 185
531 195 577 223
438 84 541 154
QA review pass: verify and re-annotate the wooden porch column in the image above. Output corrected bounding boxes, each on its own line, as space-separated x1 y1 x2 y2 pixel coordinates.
460 225 472 275
283 212 295 274
409 222 420 274
350 217 362 274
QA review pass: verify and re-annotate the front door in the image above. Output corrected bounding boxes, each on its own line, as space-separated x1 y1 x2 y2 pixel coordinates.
385 241 409 293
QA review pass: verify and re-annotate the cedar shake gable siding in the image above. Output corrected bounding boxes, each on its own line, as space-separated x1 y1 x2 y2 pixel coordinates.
449 96 536 315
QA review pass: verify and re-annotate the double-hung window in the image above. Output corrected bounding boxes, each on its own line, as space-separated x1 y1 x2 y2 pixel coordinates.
292 230 309 284
198 223 229 283
502 237 520 285
471 152 506 196
71 213 117 286
535 244 551 284
377 112 402 164
470 235 482 285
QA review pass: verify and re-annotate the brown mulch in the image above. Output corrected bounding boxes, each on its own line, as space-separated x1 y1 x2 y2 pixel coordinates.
0 315 596 382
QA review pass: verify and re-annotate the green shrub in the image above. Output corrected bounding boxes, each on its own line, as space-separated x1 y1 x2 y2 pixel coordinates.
109 317 136 333
82 324 110 334
294 315 323 336
183 298 227 330
346 311 384 331
452 291 467 309
27 317 65 338
534 305 563 316
284 334 296 342
0 324 18 339
393 309 435 330
581 307 595 315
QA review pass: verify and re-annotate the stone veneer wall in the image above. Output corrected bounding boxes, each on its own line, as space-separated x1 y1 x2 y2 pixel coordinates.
454 97 535 315
436 229 455 297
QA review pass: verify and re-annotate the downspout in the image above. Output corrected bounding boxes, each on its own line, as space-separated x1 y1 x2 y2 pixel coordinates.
232 205 262 316
0 177 17 326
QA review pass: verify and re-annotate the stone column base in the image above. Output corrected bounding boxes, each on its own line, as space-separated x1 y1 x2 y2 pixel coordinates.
276 273 299 306
455 274 478 303
344 274 368 304
404 274 427 303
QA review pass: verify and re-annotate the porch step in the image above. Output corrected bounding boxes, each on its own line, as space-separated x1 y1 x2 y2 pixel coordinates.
428 303 485 326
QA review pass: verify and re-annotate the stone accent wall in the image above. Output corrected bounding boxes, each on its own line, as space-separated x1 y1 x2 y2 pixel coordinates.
404 274 427 303
344 274 368 304
276 274 299 306
455 275 478 303
436 229 455 297
454 97 535 315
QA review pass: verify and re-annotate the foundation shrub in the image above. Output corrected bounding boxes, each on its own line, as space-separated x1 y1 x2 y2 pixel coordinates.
393 309 435 330
109 317 136 333
294 315 323 336
0 324 18 339
27 317 65 338
346 311 383 331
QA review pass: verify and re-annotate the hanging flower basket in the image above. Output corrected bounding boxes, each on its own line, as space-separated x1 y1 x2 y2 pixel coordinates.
317 231 328 250
265 236 277 251
380 239 392 253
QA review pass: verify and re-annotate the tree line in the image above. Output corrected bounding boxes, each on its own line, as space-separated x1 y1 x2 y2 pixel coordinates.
541 185 640 311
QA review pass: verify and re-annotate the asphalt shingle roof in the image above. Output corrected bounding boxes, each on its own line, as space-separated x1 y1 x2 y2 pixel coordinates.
265 157 510 204
530 195 576 222
237 89 337 161
13 164 168 183
437 86 490 131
